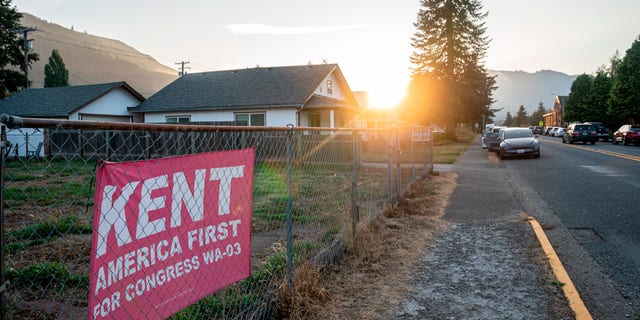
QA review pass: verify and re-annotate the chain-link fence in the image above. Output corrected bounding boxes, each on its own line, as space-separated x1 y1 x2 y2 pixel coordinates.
0 114 432 319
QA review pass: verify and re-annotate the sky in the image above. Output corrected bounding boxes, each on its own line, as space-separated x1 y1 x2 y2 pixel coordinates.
11 0 640 109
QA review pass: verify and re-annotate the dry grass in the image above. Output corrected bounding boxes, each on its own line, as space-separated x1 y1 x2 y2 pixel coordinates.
276 262 332 319
286 172 457 319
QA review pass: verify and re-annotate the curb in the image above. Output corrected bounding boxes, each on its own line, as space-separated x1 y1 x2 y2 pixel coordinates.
527 216 593 320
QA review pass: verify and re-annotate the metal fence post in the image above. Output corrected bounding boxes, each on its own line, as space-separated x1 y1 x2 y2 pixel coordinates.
0 126 7 320
387 127 394 204
285 124 294 288
351 131 359 238
410 128 416 182
429 127 434 174
395 127 402 203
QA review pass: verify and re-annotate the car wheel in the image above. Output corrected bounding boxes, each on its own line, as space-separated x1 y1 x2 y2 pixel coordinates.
591 140 596 145
499 150 506 160
612 138 617 145
569 140 574 144
623 136 629 145
534 153 540 158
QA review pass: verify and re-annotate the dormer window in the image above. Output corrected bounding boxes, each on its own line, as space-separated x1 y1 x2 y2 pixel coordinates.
327 80 333 95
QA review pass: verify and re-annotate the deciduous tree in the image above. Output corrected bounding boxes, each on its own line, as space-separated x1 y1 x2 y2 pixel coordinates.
564 74 593 123
0 0 38 97
609 36 640 125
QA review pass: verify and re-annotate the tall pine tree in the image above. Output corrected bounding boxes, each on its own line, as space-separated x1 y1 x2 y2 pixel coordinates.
44 49 69 87
405 0 495 139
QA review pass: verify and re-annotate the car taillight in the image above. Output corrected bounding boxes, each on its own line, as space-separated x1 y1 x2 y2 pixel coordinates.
573 132 580 136
591 131 597 136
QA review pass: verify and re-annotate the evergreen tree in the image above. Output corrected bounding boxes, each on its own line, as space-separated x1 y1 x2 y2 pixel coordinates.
514 105 528 127
564 74 593 123
609 36 640 125
44 49 69 87
406 0 494 139
528 103 547 127
1 0 39 97
503 112 514 127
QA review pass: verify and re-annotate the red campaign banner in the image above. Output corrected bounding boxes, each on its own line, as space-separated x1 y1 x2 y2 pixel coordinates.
88 149 255 319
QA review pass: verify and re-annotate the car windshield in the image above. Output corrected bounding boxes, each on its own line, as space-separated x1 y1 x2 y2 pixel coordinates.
504 129 533 139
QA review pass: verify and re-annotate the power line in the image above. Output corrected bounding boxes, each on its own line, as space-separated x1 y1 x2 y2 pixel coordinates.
12 27 38 88
175 61 190 76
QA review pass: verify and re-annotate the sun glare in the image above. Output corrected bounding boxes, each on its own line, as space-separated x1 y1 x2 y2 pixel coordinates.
366 81 408 110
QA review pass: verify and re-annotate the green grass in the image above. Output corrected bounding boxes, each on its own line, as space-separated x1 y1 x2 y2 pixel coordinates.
6 215 92 252
432 128 477 164
4 262 89 291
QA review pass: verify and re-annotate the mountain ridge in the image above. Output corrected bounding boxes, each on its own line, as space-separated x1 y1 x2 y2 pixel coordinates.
19 13 177 98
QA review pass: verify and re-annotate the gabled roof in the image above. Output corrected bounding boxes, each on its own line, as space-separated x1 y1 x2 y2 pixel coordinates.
131 64 358 113
0 82 144 118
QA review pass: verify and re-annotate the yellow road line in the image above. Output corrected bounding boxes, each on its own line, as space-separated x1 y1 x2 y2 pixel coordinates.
527 216 593 320
543 139 640 162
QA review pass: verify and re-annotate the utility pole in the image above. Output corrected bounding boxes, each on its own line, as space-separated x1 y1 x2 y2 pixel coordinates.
17 27 37 88
175 61 190 76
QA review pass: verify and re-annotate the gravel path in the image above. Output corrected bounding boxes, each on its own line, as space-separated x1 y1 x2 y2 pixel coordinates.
392 221 570 319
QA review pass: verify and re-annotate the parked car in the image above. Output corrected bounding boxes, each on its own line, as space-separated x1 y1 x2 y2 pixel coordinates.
585 122 610 142
562 123 597 144
498 127 540 159
481 124 495 148
485 126 506 153
611 124 640 145
554 127 566 137
550 127 562 137
532 126 543 135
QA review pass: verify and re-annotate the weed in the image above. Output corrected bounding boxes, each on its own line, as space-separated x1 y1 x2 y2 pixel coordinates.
4 262 89 290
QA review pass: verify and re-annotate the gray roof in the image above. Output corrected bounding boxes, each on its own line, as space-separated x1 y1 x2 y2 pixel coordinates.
0 82 144 118
131 64 358 113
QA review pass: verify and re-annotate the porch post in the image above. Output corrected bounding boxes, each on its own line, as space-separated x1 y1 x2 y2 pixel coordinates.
329 110 335 128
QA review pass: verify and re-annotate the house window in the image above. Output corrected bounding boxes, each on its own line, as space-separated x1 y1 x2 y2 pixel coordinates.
309 112 321 127
166 115 190 123
235 112 265 126
327 80 333 94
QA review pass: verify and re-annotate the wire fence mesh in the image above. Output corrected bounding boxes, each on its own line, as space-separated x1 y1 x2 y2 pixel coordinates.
0 115 433 319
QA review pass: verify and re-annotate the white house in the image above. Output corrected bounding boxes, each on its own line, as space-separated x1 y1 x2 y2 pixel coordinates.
0 81 145 157
129 64 362 128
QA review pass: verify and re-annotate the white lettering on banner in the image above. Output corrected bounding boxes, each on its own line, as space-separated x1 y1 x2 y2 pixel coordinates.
95 166 246 259
137 175 168 239
94 235 183 295
171 169 206 228
209 166 245 215
124 256 201 303
186 219 242 250
96 182 139 257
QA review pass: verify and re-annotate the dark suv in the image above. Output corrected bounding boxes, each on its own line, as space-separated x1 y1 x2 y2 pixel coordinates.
562 123 597 144
585 122 610 142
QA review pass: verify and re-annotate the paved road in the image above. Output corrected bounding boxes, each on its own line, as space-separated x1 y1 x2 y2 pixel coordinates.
514 136 640 318
393 135 639 319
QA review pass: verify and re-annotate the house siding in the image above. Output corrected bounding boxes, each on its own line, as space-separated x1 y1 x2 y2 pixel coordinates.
143 108 298 126
69 88 143 121
315 72 347 101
